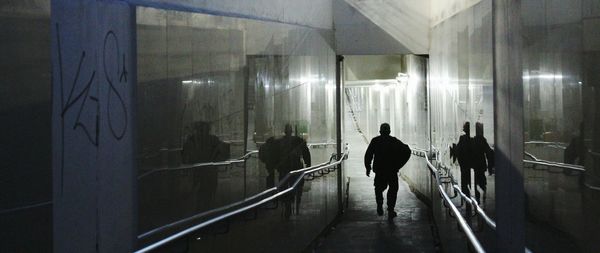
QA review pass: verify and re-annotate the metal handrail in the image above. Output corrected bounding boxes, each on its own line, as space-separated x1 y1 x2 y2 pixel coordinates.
241 150 260 159
307 142 337 148
137 150 259 179
413 148 485 253
135 148 349 253
429 146 536 252
523 160 585 172
137 187 278 240
452 185 496 229
0 200 53 215
584 182 600 191
449 174 536 253
524 141 567 148
253 141 337 147
522 151 600 195
427 145 499 230
437 183 485 253
524 151 539 161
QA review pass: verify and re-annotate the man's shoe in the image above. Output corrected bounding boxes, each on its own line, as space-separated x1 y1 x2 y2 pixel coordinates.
377 205 384 216
388 210 397 220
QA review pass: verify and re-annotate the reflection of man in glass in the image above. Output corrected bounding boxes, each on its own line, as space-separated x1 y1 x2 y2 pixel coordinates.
472 122 494 204
259 136 280 188
278 124 311 176
455 122 473 211
181 121 230 212
278 123 311 218
564 122 587 166
364 123 411 220
182 121 229 163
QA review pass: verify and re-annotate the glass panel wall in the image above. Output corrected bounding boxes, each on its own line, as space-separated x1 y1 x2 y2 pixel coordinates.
521 1 600 252
0 1 52 252
136 7 338 251
429 0 494 251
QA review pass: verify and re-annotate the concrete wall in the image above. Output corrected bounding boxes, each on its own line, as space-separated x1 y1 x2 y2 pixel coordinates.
334 0 430 54
333 0 412 55
333 0 487 55
430 0 482 27
125 0 333 29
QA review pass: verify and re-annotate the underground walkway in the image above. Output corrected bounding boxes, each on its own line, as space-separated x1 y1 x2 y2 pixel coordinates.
314 109 438 252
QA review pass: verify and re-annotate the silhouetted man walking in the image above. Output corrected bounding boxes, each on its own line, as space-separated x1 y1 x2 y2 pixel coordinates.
278 123 311 218
279 124 311 175
364 123 411 220
259 136 280 188
454 121 473 213
472 122 494 204
182 121 230 212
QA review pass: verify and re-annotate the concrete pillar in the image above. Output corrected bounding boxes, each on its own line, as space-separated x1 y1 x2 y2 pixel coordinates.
51 1 136 252
493 0 525 252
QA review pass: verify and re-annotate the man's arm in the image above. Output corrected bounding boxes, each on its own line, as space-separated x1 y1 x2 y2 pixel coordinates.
364 140 374 177
301 141 311 167
484 139 495 174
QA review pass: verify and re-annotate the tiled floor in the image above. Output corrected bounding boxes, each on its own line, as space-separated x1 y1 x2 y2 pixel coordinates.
314 110 437 253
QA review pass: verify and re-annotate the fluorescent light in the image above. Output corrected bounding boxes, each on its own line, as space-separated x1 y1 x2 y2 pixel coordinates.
523 74 564 80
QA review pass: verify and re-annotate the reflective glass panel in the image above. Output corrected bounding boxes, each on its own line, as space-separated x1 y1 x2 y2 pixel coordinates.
0 1 52 252
136 7 338 251
522 1 600 252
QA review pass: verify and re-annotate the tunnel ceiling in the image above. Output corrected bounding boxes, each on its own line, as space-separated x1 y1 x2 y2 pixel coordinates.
334 0 430 55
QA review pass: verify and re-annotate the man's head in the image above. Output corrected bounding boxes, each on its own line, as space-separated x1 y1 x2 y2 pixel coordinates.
379 123 391 136
463 122 470 135
475 122 483 136
193 121 210 136
284 124 293 137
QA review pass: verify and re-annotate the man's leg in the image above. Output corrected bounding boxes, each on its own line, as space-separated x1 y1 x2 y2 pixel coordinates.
473 168 481 203
481 176 487 202
474 168 487 203
374 175 387 216
279 170 292 218
460 167 472 213
460 167 471 197
266 167 275 188
295 179 304 215
387 174 399 219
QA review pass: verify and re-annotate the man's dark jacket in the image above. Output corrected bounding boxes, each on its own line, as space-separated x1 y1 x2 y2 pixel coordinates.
364 135 411 174
456 134 472 169
472 135 494 172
